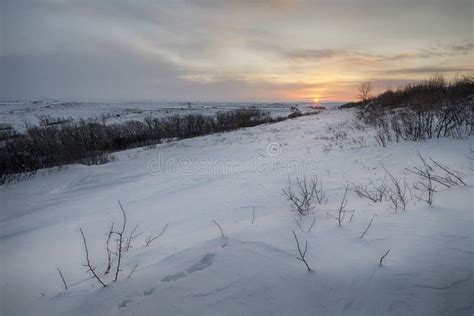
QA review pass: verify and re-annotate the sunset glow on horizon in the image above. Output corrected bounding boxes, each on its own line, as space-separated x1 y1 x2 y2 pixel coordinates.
1 0 472 103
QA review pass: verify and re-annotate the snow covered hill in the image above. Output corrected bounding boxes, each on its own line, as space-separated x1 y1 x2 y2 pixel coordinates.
0 109 472 315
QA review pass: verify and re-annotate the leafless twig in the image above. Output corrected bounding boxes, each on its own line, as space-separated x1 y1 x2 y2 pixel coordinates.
383 167 408 212
56 268 68 290
294 218 304 232
408 154 436 206
114 200 127 282
144 223 169 247
295 216 317 233
337 185 349 226
379 250 390 266
349 211 355 222
125 224 142 252
307 216 317 232
349 178 387 203
292 230 311 271
360 218 373 238
127 265 138 279
79 228 107 287
212 220 227 247
407 152 465 189
429 157 466 186
104 222 115 274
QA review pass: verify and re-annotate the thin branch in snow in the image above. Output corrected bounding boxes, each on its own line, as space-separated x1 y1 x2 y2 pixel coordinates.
212 220 224 238
379 250 390 266
328 185 353 227
349 210 355 223
56 268 68 290
127 265 138 279
360 218 373 238
104 222 115 275
292 230 311 271
212 220 228 247
114 200 127 282
307 216 317 232
294 218 304 232
144 223 169 247
409 154 436 206
383 166 408 212
295 216 316 233
79 228 107 287
125 224 142 252
429 157 466 186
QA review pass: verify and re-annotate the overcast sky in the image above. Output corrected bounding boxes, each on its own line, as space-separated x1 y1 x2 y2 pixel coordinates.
1 0 472 102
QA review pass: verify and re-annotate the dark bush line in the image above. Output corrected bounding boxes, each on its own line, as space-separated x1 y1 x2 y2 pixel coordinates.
0 128 20 141
344 74 474 145
341 74 474 110
0 108 284 183
38 115 74 127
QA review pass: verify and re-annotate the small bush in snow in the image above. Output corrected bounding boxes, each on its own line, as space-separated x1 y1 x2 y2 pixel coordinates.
349 178 388 203
283 175 325 217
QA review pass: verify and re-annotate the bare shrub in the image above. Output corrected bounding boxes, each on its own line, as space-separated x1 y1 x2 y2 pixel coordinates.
358 81 373 102
283 176 324 217
288 105 303 118
144 224 169 247
349 178 388 203
428 157 466 186
383 167 409 212
76 202 163 289
409 154 436 206
125 225 142 253
327 185 354 227
407 153 466 189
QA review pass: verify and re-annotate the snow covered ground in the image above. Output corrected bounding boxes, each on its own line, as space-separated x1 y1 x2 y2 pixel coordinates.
0 108 472 315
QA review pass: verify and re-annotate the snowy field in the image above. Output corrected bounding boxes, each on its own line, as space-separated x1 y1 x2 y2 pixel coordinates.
0 108 472 315
0 100 322 132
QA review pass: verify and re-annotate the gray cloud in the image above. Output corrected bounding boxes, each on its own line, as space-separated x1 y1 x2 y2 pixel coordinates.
385 66 474 75
1 0 472 101
450 42 474 53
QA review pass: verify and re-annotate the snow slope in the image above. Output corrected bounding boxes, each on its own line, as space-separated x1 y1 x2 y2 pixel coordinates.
0 109 472 315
